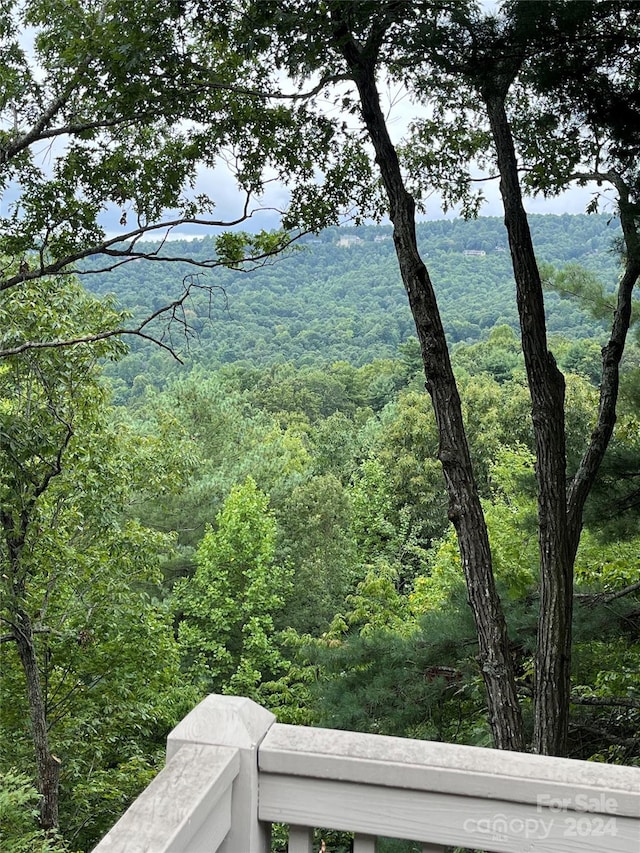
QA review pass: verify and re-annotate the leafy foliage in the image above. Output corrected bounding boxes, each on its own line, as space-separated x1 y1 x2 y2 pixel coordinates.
0 771 71 853
173 478 292 701
0 276 195 849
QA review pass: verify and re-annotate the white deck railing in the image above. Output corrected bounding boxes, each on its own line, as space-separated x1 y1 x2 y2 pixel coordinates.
93 694 640 853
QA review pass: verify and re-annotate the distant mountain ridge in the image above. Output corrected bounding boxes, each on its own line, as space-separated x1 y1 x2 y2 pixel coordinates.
84 214 622 379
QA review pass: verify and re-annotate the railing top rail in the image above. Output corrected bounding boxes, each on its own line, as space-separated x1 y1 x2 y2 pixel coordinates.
92 696 640 853
260 722 640 816
93 743 239 853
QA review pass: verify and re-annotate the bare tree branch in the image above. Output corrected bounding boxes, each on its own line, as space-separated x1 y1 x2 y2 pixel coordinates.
567 170 640 548
575 579 640 607
0 77 81 165
0 201 274 292
569 722 639 752
571 695 640 709
185 64 350 100
0 626 54 643
0 279 206 362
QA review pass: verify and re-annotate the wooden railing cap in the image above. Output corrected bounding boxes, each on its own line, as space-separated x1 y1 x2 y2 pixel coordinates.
167 694 276 762
260 723 640 816
92 743 239 853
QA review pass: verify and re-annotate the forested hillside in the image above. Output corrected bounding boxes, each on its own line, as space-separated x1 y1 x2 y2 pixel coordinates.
84 214 623 398
5 320 640 850
3 1 640 851
4 218 639 850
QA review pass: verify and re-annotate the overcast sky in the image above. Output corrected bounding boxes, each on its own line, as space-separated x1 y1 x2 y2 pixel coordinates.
171 160 602 240
160 82 606 239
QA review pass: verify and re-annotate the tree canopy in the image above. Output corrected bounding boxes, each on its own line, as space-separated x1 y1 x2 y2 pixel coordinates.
3 1 640 848
217 0 640 755
0 0 369 358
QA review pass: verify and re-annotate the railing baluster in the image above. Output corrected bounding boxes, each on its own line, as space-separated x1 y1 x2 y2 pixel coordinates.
353 833 376 852
288 824 313 853
421 844 446 853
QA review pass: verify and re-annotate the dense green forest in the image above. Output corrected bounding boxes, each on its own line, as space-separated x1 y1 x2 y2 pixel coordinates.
3 220 640 852
3 0 640 850
84 213 623 398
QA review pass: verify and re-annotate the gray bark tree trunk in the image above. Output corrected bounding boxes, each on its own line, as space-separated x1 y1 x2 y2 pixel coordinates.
483 90 572 756
331 11 525 752
2 500 64 829
482 84 640 755
13 605 61 830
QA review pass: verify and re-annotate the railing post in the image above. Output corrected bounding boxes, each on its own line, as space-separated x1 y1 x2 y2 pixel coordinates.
287 825 313 853
167 694 275 853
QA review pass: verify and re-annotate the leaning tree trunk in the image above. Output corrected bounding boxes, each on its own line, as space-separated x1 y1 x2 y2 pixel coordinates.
2 511 61 831
484 90 573 756
332 18 524 751
566 178 640 550
13 605 61 830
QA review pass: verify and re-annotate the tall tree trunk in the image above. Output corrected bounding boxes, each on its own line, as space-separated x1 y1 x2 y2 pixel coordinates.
13 604 60 830
2 511 61 831
567 178 640 550
484 91 572 756
332 17 524 751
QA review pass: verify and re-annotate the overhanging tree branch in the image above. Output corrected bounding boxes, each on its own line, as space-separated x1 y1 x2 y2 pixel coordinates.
0 198 277 292
0 222 308 360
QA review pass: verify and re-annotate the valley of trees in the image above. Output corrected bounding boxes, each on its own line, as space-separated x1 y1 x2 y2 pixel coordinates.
86 213 622 389
3 225 640 851
1 1 640 851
